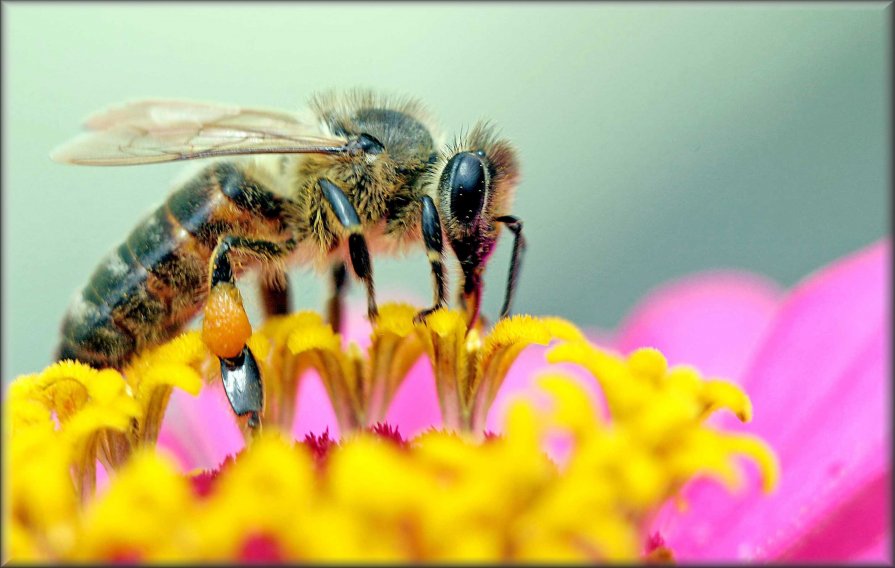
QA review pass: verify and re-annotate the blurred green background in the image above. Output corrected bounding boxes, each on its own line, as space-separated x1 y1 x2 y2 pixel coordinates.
3 3 889 382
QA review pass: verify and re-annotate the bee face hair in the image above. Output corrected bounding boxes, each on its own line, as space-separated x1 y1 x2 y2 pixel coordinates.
430 122 520 244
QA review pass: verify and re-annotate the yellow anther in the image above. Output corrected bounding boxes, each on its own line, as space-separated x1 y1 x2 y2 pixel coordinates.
627 348 668 381
701 379 753 422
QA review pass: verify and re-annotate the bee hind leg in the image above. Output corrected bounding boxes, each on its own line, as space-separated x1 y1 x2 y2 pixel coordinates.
204 235 293 431
319 178 378 322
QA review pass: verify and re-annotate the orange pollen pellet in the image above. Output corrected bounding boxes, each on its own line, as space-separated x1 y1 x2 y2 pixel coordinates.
202 283 252 359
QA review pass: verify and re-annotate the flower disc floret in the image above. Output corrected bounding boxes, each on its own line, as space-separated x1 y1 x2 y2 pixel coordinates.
5 303 779 562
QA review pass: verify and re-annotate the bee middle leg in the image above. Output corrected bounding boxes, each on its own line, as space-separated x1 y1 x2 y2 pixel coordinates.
205 235 293 430
414 195 448 323
326 262 349 332
259 273 292 317
319 178 378 321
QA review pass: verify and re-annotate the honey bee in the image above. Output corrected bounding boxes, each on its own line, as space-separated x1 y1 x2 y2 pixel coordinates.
51 90 526 427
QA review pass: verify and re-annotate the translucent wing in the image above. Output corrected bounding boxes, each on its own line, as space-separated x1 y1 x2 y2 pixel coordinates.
51 99 348 166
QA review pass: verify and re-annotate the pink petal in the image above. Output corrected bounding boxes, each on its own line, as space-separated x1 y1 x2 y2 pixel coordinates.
285 301 366 440
291 371 341 440
778 469 890 562
615 271 783 380
847 532 891 564
656 239 891 562
384 356 443 438
157 385 245 471
95 460 110 495
341 298 375 351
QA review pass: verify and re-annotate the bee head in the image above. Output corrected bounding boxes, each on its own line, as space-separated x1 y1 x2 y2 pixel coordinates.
431 122 520 289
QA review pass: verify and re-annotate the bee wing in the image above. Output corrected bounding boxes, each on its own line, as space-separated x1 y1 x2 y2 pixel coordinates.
51 99 347 166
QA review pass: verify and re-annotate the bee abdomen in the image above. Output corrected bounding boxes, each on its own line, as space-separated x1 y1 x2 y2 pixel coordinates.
57 203 204 368
56 161 288 369
56 290 138 369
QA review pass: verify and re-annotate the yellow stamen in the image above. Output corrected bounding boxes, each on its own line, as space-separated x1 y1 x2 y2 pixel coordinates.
73 449 196 561
5 303 779 562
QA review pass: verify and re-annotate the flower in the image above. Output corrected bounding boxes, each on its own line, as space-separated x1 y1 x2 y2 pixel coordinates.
494 238 891 562
6 323 775 562
5 239 885 562
641 239 890 562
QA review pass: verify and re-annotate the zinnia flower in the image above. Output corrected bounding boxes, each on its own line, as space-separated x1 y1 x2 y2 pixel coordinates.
494 238 891 562
4 239 887 563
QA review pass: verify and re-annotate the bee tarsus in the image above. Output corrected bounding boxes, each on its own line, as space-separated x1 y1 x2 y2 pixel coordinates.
326 262 349 333
414 195 448 324
496 215 526 319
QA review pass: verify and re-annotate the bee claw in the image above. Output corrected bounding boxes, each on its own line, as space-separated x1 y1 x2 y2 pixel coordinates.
413 305 442 325
246 411 261 431
220 345 264 427
363 287 379 325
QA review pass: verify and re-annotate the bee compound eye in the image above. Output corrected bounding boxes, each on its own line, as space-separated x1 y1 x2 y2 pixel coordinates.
356 133 385 155
446 151 487 227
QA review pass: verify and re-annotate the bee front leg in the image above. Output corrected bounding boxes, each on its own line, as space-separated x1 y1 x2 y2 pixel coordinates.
204 235 291 430
495 215 526 319
414 195 448 324
319 179 378 321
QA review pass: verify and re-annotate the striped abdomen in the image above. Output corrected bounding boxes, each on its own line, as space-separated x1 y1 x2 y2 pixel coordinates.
57 161 290 369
